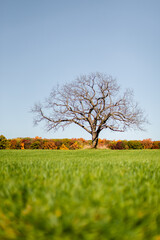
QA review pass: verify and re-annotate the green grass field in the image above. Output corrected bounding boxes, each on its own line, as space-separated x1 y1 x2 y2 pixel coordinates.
0 150 160 240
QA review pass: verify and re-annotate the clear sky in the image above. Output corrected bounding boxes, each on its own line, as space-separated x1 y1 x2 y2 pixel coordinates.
0 0 160 140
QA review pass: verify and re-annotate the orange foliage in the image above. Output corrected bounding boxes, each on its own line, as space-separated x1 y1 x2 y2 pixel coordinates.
70 141 81 150
141 139 153 149
60 144 69 150
21 143 24 150
43 141 57 149
10 139 17 149
35 136 42 139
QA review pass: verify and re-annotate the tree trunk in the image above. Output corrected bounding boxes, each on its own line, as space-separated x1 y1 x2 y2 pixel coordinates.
92 132 99 149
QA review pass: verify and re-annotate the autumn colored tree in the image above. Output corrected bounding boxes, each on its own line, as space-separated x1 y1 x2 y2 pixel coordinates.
0 135 7 149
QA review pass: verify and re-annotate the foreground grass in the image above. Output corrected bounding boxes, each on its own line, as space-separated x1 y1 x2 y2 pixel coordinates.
0 149 160 240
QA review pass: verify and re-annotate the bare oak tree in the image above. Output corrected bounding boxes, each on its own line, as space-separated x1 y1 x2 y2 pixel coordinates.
32 72 147 148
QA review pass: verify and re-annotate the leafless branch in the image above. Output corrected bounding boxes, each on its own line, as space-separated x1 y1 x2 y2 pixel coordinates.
32 72 148 148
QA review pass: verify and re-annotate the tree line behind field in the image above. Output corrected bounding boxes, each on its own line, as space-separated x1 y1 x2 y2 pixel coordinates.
0 135 160 150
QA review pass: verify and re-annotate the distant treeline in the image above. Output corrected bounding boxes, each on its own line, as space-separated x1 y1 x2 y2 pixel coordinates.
0 135 160 150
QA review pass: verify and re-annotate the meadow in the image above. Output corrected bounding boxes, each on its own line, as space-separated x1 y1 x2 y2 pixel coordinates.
0 149 160 240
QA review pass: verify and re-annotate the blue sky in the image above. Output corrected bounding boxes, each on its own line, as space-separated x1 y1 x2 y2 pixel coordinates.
0 0 160 140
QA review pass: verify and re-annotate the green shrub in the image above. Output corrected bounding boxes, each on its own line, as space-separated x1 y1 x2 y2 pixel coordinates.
128 140 143 149
30 141 42 149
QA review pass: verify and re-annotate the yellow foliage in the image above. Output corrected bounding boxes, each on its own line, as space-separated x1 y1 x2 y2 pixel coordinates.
60 144 69 150
70 141 80 149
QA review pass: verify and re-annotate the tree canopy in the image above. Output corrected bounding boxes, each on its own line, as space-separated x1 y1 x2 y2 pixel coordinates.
32 72 147 148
